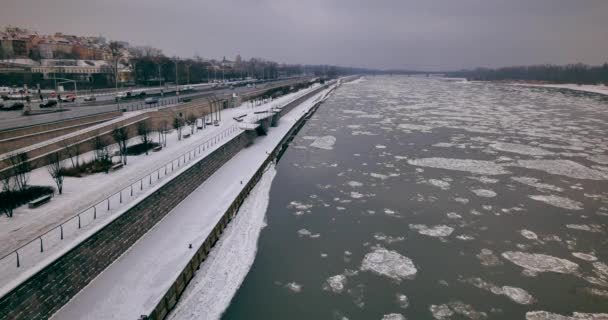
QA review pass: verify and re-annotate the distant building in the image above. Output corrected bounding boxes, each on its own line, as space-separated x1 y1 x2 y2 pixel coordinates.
0 39 28 57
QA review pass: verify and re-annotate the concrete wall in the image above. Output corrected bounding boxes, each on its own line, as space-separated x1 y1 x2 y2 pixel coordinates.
0 131 253 320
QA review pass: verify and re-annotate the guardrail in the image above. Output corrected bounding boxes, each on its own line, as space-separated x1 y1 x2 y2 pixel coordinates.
0 123 240 270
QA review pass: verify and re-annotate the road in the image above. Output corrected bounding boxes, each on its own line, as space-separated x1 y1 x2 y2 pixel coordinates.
0 79 301 131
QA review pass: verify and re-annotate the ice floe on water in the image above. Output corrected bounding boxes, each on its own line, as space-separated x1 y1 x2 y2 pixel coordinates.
588 154 608 165
501 251 579 275
346 181 363 187
360 247 417 281
572 252 598 262
477 249 503 266
472 189 497 198
407 158 510 175
521 229 539 240
566 224 603 233
324 274 347 293
298 228 320 238
526 311 608 320
462 277 535 305
381 314 406 320
529 195 583 210
370 172 389 180
447 212 462 219
396 294 409 309
310 135 336 150
409 224 454 237
454 197 470 204
285 282 302 293
490 142 554 156
513 160 608 180
425 179 451 190
373 232 405 244
430 301 488 320
512 176 564 192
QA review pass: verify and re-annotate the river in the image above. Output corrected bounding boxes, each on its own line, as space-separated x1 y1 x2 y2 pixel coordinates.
222 76 608 319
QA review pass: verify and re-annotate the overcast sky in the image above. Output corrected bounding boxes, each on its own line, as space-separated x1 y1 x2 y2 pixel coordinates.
2 0 607 71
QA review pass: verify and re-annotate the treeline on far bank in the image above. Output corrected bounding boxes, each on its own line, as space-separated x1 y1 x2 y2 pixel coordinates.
448 63 608 85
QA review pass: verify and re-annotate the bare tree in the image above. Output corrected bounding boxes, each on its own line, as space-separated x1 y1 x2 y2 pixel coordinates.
158 119 170 147
93 135 111 162
173 117 184 141
47 152 65 195
112 126 129 164
186 113 197 134
1 173 14 217
137 120 152 155
59 138 81 169
7 152 30 192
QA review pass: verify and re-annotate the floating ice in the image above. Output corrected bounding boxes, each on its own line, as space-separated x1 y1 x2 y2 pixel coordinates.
588 155 608 165
521 229 539 240
463 277 535 305
513 160 608 180
382 314 406 320
376 145 387 149
288 201 313 211
407 158 509 175
502 251 579 275
526 311 608 320
490 142 554 156
426 179 451 190
512 177 564 192
593 262 608 278
472 189 497 198
454 197 470 204
346 181 363 187
298 229 320 238
285 282 302 293
447 212 462 219
469 176 499 184
324 274 347 293
409 224 454 237
566 224 602 232
310 136 336 150
430 304 453 319
572 252 598 262
350 191 364 199
360 247 417 281
398 123 433 131
477 249 503 266
396 294 409 309
529 195 583 210
370 173 389 180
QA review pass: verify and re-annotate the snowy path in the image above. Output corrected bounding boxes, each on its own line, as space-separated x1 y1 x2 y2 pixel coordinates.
49 85 334 320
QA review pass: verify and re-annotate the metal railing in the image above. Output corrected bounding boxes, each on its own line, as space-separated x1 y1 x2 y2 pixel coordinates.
0 123 240 270
0 82 325 274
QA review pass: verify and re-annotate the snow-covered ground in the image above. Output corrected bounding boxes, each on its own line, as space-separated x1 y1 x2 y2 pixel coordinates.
49 84 336 319
168 165 276 320
0 83 323 296
509 83 608 96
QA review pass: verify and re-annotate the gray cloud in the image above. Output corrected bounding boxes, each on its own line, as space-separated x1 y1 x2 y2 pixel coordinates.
2 0 607 70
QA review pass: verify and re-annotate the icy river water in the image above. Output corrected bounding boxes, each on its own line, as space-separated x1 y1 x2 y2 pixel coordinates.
223 77 608 319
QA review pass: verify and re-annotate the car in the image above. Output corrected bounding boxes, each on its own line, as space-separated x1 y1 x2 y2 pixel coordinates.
60 93 76 102
84 95 96 102
2 101 25 110
181 85 194 92
213 120 220 126
39 100 58 108
115 92 128 100
144 97 159 104
179 97 192 103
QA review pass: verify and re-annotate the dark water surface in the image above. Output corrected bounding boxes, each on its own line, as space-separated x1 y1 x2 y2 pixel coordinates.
223 77 608 319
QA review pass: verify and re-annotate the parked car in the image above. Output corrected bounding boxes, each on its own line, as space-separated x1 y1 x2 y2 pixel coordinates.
39 100 58 108
84 95 96 102
179 97 192 103
144 97 159 104
213 120 220 126
60 93 76 102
